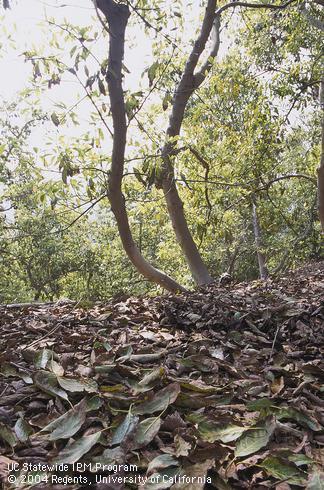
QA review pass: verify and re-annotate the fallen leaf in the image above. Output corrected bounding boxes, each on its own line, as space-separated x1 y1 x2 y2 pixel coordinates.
235 418 275 457
133 383 180 415
33 370 69 401
174 434 191 457
53 431 102 464
0 422 18 447
260 456 307 486
41 398 87 440
133 417 161 448
111 412 139 446
57 376 98 393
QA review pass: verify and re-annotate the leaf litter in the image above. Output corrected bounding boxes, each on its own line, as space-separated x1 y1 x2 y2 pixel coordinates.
0 261 323 488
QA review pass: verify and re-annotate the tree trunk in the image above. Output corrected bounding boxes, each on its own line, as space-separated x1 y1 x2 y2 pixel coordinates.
252 198 268 280
162 171 213 285
318 79 324 232
158 0 220 285
97 0 186 293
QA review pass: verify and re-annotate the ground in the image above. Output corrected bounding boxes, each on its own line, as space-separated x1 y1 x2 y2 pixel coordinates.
0 261 323 489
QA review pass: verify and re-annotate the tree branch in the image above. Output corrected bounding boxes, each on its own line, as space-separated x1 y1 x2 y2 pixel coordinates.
215 0 296 17
259 173 317 189
194 15 221 87
165 0 218 139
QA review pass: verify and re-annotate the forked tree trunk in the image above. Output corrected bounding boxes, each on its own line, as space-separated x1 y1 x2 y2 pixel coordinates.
159 0 298 283
318 80 324 232
252 198 268 280
159 0 220 285
97 0 186 293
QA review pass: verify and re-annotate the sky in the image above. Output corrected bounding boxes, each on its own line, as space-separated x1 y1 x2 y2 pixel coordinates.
0 0 228 150
0 1 93 97
0 0 153 130
0 0 212 103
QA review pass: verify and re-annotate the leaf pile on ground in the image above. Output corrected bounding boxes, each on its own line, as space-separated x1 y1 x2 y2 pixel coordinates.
0 261 323 489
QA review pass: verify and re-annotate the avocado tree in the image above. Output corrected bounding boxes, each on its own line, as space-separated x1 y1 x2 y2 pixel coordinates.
1 0 322 292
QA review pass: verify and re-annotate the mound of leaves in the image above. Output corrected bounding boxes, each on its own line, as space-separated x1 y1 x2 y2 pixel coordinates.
0 261 323 489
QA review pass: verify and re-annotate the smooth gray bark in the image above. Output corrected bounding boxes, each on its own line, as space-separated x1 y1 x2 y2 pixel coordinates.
252 199 268 279
318 80 324 231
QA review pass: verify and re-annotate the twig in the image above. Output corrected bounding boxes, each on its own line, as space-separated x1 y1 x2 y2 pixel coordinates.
269 323 281 359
